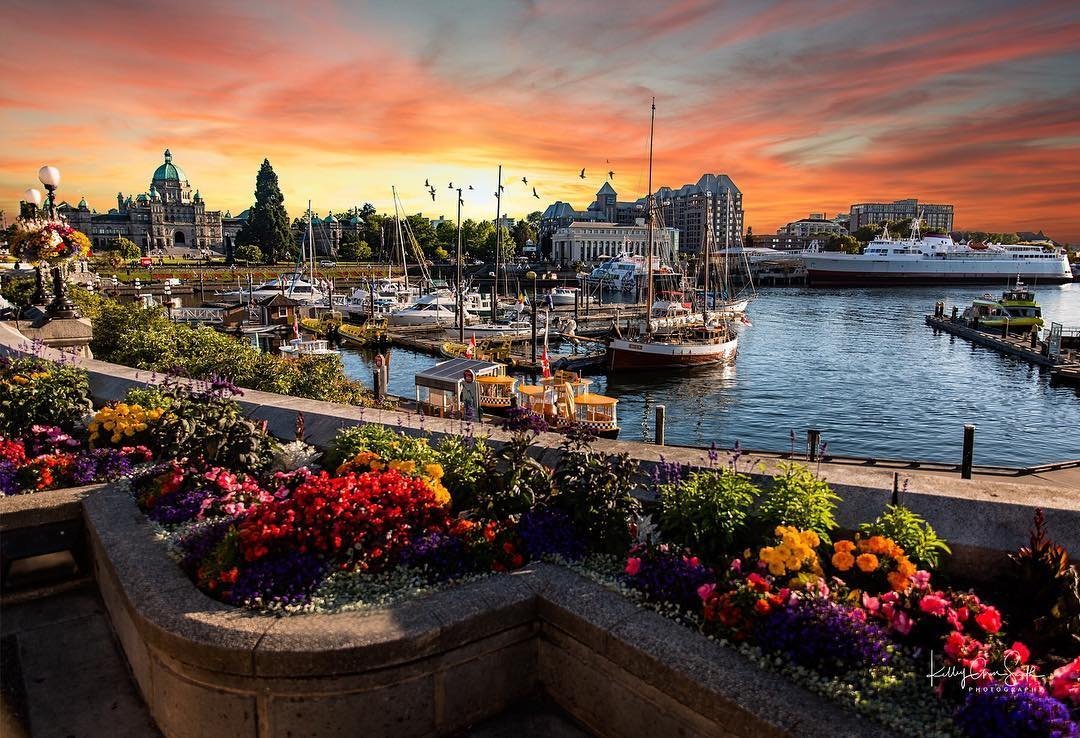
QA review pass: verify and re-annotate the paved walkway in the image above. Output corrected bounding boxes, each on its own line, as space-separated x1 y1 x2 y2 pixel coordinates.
1 572 159 738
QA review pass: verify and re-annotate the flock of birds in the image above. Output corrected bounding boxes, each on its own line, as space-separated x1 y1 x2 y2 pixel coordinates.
421 163 616 204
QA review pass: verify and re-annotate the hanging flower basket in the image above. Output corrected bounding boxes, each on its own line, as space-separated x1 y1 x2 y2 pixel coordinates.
11 219 91 265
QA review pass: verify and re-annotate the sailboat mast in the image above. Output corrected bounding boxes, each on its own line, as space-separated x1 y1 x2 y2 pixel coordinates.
308 199 315 290
456 187 464 343
494 164 503 299
724 189 732 300
702 197 710 322
391 186 408 292
645 98 656 337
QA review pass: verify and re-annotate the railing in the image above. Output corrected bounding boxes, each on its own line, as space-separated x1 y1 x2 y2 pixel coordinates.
169 307 224 323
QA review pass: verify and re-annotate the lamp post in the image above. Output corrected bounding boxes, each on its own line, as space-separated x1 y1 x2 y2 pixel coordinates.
526 270 537 363
21 188 48 305
38 166 61 219
32 165 79 319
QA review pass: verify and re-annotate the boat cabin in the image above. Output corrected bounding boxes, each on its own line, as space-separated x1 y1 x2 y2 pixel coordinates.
476 375 518 411
414 358 506 417
574 393 619 438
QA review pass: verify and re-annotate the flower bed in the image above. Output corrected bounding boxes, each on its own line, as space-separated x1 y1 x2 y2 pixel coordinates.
6 354 1079 737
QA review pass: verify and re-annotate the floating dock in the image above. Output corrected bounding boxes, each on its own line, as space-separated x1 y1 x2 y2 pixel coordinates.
925 314 1080 370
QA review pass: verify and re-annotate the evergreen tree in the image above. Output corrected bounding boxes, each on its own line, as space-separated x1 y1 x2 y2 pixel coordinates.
236 159 293 264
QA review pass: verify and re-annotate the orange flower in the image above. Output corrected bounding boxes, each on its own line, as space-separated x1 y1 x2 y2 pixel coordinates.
865 536 890 555
887 571 909 591
896 557 917 578
834 540 856 554
831 551 855 571
856 553 879 573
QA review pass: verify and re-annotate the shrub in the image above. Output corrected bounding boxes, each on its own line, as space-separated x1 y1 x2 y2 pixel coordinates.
860 504 950 569
656 467 760 563
0 357 91 437
433 434 489 512
752 463 839 542
551 427 641 555
469 421 552 520
954 689 1076 738
325 424 437 471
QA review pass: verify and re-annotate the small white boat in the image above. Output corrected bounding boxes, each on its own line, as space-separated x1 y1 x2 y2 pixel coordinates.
389 293 480 327
279 338 339 356
547 287 594 306
216 273 328 304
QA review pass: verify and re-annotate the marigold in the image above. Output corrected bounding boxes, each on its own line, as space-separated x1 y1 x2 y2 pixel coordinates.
831 551 855 571
834 540 856 554
856 553 879 573
887 571 909 592
865 536 890 555
896 557 917 578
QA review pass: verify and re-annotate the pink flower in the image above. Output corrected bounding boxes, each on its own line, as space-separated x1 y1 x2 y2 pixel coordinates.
919 593 949 617
861 593 880 612
1050 657 1080 706
912 570 931 589
684 556 700 568
880 591 899 605
697 583 716 602
974 606 1002 634
955 606 970 623
729 558 742 574
624 557 641 576
891 610 913 636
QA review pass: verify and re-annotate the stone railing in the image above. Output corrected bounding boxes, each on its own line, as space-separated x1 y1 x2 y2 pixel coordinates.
86 487 879 738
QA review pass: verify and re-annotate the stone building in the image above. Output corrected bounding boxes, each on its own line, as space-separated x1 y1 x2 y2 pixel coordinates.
540 174 744 257
848 198 954 233
551 221 679 265
778 213 848 238
61 150 232 256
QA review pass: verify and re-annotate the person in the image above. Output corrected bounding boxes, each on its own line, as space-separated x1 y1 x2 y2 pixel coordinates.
544 290 555 311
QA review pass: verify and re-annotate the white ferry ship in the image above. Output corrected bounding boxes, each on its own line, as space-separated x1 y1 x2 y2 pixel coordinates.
588 252 674 291
802 227 1073 286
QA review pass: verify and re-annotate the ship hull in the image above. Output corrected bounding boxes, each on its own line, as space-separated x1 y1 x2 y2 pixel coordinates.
606 336 738 371
806 269 1074 286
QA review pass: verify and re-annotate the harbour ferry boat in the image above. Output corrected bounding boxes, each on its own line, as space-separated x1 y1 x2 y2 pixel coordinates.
588 252 675 291
961 280 1044 331
802 225 1073 285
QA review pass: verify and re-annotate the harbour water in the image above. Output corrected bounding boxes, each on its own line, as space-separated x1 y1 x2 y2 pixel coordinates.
339 283 1080 467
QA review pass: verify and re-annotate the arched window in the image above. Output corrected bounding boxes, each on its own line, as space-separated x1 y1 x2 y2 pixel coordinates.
174 231 186 246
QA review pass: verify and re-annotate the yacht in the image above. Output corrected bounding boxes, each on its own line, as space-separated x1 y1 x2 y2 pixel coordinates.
802 227 1073 285
279 338 339 356
215 273 328 304
388 293 480 327
961 280 1045 331
588 252 674 291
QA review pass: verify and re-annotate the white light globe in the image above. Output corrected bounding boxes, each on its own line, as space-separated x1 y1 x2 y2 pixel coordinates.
23 188 43 206
37 165 61 188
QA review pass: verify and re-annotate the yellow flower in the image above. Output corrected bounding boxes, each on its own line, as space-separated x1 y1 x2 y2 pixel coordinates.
110 434 121 443
431 483 451 506
12 375 29 385
896 557 917 578
801 530 821 549
856 553 879 573
389 459 416 475
767 559 786 576
831 551 855 571
423 463 444 480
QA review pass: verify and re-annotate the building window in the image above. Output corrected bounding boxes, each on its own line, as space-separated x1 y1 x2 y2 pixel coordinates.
278 307 288 318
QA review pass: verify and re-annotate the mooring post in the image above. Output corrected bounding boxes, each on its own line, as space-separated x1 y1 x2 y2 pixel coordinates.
1030 326 1038 348
961 424 975 479
655 405 666 446
1002 320 1009 339
807 428 821 461
951 305 958 320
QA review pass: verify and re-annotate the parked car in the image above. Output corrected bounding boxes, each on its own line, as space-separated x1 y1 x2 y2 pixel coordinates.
319 260 337 267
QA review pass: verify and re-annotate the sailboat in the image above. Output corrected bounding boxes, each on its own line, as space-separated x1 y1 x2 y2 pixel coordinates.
606 100 739 371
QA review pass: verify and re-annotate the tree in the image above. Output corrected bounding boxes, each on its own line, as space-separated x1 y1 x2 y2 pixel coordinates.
98 236 142 259
337 231 371 262
236 159 293 263
510 219 537 251
852 223 883 243
823 234 861 254
433 246 449 261
483 226 514 262
744 226 754 248
405 215 438 257
234 244 263 263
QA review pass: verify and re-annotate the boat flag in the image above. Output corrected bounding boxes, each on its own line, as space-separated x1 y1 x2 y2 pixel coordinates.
540 347 551 378
466 335 476 359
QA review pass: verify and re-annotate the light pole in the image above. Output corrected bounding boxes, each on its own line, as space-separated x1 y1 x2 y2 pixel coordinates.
456 187 464 343
526 270 537 363
21 187 49 305
37 165 79 318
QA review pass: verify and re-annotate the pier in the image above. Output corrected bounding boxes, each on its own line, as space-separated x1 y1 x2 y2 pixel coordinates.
925 310 1080 370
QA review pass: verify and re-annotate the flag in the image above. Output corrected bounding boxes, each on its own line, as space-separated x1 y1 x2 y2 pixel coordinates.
540 347 551 378
466 334 476 359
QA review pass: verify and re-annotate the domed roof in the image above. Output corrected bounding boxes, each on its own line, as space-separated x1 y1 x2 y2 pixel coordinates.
325 211 338 223
152 149 187 182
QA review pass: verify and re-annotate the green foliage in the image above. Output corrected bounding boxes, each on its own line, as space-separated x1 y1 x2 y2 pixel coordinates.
852 223 883 243
433 435 490 512
337 231 371 262
471 429 553 520
753 463 839 542
237 159 293 263
859 504 950 569
324 424 437 470
510 219 537 251
105 237 142 260
657 467 761 562
483 226 514 262
89 297 369 405
1 274 36 309
0 357 92 437
550 429 641 555
234 244 263 263
128 381 276 473
823 234 861 254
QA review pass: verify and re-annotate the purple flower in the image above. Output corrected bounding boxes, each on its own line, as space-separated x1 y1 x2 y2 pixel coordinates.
399 532 471 581
176 518 236 575
147 487 212 525
226 552 325 607
754 598 894 675
502 406 548 435
517 508 587 561
0 460 20 496
955 688 1077 738
622 544 713 613
707 441 719 465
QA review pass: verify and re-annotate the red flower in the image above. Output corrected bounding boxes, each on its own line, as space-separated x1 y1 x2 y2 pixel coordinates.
753 599 772 616
919 593 949 616
974 606 1002 634
746 573 770 593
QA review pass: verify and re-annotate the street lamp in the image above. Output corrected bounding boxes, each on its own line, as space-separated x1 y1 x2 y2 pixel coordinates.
38 166 61 218
526 270 538 362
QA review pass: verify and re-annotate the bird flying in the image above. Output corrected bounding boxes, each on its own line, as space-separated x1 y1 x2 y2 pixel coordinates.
430 190 436 202
468 185 474 190
449 182 453 189
608 170 615 180
425 178 430 188
532 187 539 198
521 176 528 185
579 168 586 179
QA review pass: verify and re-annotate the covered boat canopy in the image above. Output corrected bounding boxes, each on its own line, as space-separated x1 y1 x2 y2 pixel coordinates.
415 358 503 393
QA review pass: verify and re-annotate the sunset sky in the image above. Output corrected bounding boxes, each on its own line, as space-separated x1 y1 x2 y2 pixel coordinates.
2 0 1078 240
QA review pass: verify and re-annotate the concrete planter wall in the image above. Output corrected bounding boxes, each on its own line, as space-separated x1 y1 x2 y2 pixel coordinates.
85 487 880 738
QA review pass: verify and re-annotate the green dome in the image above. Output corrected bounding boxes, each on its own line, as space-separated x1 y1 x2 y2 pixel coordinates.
152 149 187 182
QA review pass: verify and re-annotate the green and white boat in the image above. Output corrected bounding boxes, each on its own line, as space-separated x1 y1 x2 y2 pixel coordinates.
962 279 1044 331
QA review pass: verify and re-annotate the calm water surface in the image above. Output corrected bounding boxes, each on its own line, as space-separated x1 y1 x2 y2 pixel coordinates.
340 284 1080 466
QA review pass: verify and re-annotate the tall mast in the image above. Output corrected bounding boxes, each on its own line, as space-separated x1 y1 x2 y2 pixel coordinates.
494 164 503 299
645 98 656 337
724 189 731 300
702 196 710 322
391 186 408 291
308 199 315 289
456 187 464 343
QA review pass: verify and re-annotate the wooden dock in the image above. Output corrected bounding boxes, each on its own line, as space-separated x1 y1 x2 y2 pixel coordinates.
925 314 1080 370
